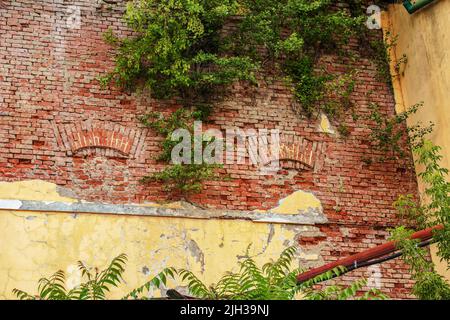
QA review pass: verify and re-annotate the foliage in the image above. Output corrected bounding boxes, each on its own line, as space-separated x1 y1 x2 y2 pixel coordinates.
102 0 369 117
415 142 450 262
103 0 363 112
142 163 220 194
13 247 390 300
12 254 175 300
139 107 221 195
394 194 428 228
391 135 450 299
287 58 356 119
13 254 129 300
337 123 351 138
390 227 450 300
231 0 362 120
177 246 388 300
101 0 377 194
397 140 450 261
369 31 407 90
367 102 433 161
101 0 258 100
373 100 450 297
368 86 450 300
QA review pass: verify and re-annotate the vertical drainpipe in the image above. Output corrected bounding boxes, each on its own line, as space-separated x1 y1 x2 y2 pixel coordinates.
403 0 436 14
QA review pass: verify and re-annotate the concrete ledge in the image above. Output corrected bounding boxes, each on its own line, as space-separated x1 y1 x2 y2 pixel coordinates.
0 199 328 225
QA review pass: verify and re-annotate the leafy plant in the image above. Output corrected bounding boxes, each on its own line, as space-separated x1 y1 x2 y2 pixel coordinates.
176 246 388 300
390 227 450 300
394 140 450 261
394 194 427 228
230 0 363 121
367 102 433 162
101 0 396 195
12 254 175 300
142 163 220 194
390 128 450 299
12 247 390 300
369 31 407 90
369 102 450 299
139 107 221 195
101 0 258 100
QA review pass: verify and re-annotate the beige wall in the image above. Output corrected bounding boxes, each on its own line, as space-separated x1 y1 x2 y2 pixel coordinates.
385 0 450 279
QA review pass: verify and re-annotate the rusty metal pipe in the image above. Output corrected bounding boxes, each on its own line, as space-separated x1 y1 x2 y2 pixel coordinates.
296 225 443 283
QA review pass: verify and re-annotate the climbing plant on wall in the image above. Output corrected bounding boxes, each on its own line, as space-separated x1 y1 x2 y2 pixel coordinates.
389 120 450 299
392 140 450 300
366 101 433 163
138 108 222 195
102 0 258 196
102 0 389 195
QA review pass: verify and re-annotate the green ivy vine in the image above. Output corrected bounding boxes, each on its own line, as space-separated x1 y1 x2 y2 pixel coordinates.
366 101 434 163
369 31 408 90
139 108 221 195
101 0 397 195
390 138 450 300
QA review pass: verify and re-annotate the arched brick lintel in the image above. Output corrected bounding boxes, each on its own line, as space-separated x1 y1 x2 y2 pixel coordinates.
71 129 132 155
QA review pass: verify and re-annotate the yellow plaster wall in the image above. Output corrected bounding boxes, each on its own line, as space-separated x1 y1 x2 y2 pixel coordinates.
385 1 450 279
0 180 76 203
270 191 322 215
0 210 308 299
0 180 323 299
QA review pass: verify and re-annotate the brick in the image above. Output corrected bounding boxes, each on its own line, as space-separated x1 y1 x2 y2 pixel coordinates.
0 0 420 299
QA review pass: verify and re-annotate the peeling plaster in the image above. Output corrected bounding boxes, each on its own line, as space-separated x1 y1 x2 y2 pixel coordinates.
0 180 330 299
317 113 335 134
0 180 76 203
0 180 327 225
0 210 329 298
269 191 323 216
0 199 327 225
142 266 150 276
187 239 206 273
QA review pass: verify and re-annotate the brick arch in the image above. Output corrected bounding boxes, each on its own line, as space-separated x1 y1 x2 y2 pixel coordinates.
51 120 148 159
71 129 131 155
262 136 326 171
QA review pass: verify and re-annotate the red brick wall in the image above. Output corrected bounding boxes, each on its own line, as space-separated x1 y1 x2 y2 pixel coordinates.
0 1 419 298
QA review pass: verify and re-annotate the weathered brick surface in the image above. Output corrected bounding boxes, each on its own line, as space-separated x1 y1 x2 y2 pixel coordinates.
0 1 419 298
